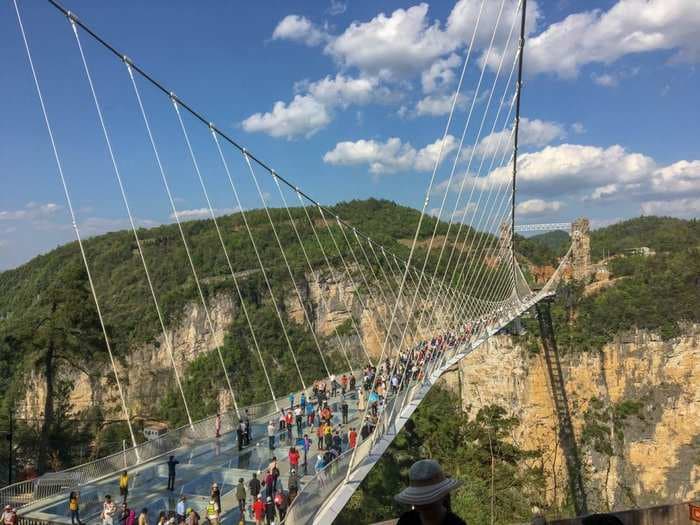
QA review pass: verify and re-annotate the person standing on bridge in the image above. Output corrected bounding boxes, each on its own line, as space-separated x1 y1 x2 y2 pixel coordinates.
306 400 315 427
295 404 303 435
211 483 221 518
101 495 117 525
264 496 276 525
68 493 82 525
215 413 221 439
119 470 129 504
395 459 465 525
267 420 276 451
237 422 244 451
288 446 300 471
341 398 349 424
175 496 186 523
166 455 179 491
349 427 357 449
302 433 311 474
236 478 246 517
137 508 149 525
300 391 307 412
248 473 261 501
288 392 295 410
252 495 265 525
285 409 294 442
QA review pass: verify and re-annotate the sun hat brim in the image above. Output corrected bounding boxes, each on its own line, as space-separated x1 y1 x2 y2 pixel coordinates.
395 477 462 506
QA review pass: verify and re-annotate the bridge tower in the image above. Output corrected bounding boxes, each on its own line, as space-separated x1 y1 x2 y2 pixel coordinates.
570 217 591 281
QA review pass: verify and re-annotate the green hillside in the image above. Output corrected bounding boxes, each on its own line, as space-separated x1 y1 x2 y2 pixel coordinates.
591 216 700 259
0 199 507 476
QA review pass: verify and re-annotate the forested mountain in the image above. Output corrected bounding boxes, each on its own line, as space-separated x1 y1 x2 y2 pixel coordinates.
0 199 504 478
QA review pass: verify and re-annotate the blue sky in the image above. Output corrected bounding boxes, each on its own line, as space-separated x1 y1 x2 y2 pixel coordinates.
1 0 698 270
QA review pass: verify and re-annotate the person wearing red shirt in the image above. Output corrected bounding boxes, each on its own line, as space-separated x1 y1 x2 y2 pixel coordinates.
252 495 265 525
349 427 358 449
288 446 300 469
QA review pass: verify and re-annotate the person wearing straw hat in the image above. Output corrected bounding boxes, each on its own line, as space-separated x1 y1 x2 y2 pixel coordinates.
395 459 465 525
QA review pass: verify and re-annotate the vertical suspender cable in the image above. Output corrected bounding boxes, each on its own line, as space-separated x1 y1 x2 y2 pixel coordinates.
12 0 139 453
69 20 194 427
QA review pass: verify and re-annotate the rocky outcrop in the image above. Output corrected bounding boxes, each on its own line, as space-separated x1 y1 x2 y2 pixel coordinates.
441 325 700 512
20 269 410 420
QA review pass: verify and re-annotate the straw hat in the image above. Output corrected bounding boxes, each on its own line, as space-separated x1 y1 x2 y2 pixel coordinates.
395 460 462 506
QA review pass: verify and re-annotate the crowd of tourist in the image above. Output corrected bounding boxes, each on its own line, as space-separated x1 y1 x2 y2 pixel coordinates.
70 323 479 525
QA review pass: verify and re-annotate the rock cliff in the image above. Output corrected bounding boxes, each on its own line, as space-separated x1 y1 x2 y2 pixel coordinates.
441 325 700 511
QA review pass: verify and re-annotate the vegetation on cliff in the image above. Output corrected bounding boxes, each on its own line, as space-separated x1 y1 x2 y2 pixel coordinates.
336 385 552 525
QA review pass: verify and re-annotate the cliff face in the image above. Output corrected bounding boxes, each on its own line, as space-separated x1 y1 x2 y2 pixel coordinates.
441 325 700 511
19 269 405 420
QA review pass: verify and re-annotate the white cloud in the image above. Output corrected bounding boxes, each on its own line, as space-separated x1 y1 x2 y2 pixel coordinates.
327 0 347 16
465 117 566 159
172 208 238 220
0 202 61 221
323 135 457 175
243 74 394 138
421 53 461 93
325 4 452 80
325 1 534 81
589 183 619 200
415 92 468 117
641 197 700 217
272 15 329 46
516 198 563 216
592 73 618 87
523 0 700 78
571 122 586 134
241 94 331 139
304 74 392 107
648 160 700 195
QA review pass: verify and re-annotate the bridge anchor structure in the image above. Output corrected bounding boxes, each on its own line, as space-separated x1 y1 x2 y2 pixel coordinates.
2 0 584 522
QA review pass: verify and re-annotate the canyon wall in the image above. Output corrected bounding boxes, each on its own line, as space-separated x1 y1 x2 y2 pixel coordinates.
441 325 700 511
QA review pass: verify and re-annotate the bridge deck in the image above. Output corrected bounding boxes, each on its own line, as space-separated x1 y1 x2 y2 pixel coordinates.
21 391 362 524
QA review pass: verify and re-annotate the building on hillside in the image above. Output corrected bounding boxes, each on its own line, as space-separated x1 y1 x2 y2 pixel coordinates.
630 246 655 256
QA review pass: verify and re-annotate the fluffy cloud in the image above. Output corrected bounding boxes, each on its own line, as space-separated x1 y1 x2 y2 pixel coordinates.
242 94 331 138
0 202 61 221
641 197 700 217
421 53 461 93
467 143 700 220
516 198 563 216
324 0 531 80
243 74 394 138
523 0 700 78
323 135 457 175
415 92 468 117
648 160 700 195
592 73 618 87
464 118 566 159
272 15 329 46
303 74 392 107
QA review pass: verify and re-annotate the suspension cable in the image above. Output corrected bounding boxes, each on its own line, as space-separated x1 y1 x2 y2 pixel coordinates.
12 0 139 452
241 152 325 385
271 176 355 375
68 22 195 427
